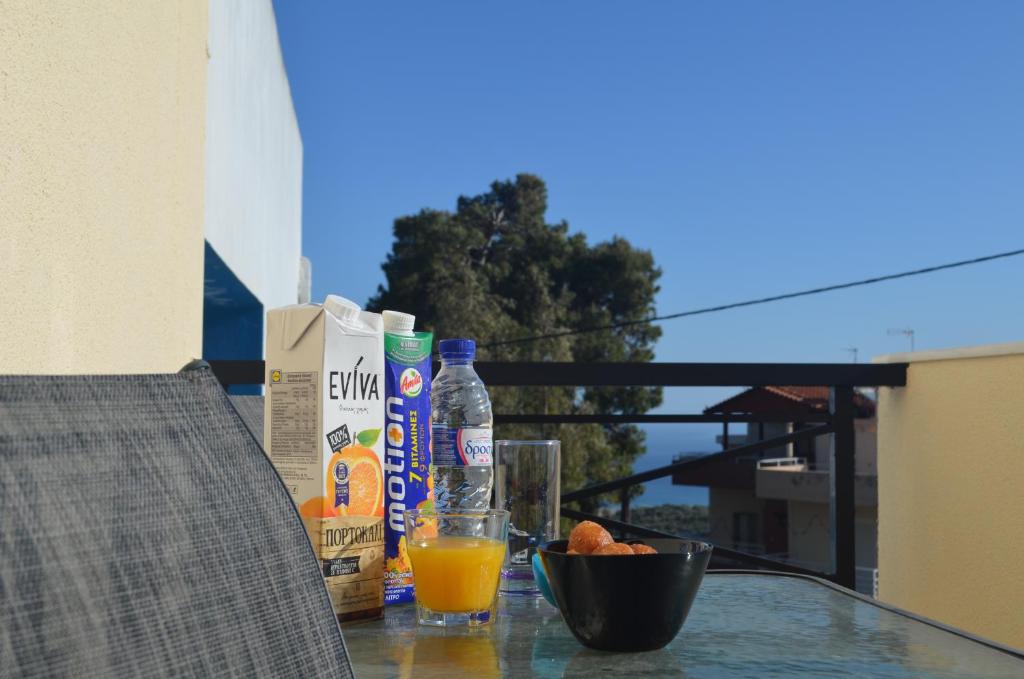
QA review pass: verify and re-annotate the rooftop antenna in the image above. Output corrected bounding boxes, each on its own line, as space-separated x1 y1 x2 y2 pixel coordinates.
842 347 859 363
887 328 915 352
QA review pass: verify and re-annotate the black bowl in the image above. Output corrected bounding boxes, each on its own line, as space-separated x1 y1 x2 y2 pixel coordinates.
538 538 712 652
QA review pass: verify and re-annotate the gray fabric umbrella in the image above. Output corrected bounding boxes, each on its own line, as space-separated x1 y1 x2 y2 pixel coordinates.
0 368 354 678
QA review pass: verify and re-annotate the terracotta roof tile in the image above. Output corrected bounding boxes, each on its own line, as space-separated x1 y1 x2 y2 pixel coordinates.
704 386 876 418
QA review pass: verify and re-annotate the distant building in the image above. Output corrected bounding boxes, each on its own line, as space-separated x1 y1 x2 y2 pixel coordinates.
673 386 878 594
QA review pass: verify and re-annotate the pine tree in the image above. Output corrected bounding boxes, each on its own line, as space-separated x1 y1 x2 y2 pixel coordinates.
369 174 662 514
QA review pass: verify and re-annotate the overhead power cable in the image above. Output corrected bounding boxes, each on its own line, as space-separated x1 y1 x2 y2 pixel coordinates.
480 247 1024 349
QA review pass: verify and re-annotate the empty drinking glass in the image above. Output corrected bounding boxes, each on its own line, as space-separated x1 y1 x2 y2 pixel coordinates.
494 440 560 596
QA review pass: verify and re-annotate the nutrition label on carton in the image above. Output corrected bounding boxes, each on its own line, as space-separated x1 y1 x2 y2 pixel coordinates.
269 371 318 461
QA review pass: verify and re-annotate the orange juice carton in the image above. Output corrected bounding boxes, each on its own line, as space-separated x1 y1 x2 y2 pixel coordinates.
265 295 385 624
381 310 433 605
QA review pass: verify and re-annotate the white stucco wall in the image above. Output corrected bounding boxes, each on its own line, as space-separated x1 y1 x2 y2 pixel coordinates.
0 1 208 374
204 0 303 311
875 342 1024 648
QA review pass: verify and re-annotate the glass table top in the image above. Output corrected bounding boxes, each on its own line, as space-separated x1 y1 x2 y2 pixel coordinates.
343 573 1023 678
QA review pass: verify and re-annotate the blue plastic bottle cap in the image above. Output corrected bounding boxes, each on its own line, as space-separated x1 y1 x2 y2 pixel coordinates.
439 338 476 360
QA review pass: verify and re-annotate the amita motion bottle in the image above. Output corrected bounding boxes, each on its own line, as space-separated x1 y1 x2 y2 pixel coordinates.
382 311 434 605
431 339 493 510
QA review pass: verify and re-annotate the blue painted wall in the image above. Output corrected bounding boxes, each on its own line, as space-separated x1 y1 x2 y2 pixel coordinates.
203 241 263 395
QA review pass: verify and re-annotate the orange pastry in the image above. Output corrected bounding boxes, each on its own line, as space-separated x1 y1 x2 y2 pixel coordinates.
567 521 614 555
630 543 658 555
593 542 634 556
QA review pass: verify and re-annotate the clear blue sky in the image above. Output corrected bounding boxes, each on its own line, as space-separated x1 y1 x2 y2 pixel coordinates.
273 1 1023 493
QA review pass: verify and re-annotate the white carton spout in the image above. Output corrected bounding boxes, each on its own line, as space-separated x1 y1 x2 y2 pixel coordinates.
323 295 360 322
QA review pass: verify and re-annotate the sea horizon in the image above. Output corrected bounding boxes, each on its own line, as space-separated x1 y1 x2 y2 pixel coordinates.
630 424 717 507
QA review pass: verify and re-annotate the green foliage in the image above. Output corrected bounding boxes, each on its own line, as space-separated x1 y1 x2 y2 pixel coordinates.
612 504 710 539
368 174 662 512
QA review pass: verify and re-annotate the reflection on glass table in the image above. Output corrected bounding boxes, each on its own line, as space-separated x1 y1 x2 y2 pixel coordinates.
344 573 1023 678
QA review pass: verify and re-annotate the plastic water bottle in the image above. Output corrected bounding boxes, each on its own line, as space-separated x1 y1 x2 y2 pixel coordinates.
431 339 493 510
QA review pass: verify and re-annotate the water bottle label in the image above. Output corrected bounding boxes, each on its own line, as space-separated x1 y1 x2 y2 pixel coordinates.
433 426 492 466
457 427 492 465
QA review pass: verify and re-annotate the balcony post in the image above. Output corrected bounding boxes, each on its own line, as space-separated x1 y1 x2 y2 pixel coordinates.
829 386 856 589
620 488 631 525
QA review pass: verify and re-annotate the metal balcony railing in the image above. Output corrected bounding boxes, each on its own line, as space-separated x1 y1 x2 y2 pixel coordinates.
207 359 907 590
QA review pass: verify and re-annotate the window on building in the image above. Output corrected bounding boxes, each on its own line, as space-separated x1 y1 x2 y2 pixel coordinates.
732 512 759 547
793 422 817 463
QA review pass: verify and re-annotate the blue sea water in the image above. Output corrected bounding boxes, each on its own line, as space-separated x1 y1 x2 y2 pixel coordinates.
630 424 716 507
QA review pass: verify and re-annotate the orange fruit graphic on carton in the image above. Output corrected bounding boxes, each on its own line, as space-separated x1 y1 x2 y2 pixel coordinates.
298 495 338 519
385 535 413 584
325 431 384 518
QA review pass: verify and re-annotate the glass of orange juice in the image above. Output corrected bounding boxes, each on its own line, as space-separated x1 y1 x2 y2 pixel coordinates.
405 509 509 627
